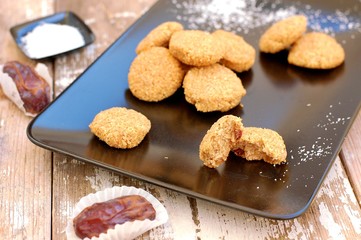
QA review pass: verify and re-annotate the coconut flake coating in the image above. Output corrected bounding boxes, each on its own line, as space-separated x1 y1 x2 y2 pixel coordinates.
136 21 184 54
259 15 307 53
183 64 246 112
288 32 345 69
89 107 151 149
128 47 185 102
212 30 256 72
169 30 224 67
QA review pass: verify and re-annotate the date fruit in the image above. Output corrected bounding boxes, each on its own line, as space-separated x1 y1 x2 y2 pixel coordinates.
2 61 51 115
73 195 156 239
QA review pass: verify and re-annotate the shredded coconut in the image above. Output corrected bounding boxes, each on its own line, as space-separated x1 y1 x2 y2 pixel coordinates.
21 23 85 59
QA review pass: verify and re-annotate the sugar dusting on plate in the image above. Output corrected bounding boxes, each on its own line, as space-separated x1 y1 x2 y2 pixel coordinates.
170 0 361 38
288 102 351 169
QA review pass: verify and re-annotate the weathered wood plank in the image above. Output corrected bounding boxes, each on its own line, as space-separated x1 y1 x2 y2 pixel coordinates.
52 156 361 239
341 110 361 205
51 1 157 239
0 1 53 239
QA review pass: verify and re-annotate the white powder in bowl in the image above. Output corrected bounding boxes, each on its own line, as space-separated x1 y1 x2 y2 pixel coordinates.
21 23 85 59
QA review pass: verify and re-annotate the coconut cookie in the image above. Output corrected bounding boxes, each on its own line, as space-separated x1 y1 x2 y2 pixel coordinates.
135 21 184 54
183 64 246 112
89 107 151 149
232 127 287 165
128 47 185 102
288 32 345 69
169 30 224 67
259 15 307 53
212 30 256 72
199 115 244 168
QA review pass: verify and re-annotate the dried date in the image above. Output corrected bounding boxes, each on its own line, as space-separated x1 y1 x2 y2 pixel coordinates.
73 195 156 239
2 61 51 115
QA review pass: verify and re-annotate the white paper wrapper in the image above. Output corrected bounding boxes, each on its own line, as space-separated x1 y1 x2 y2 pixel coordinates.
66 186 169 240
0 62 53 117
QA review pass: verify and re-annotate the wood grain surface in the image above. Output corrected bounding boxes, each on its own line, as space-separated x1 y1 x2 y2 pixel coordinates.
0 0 360 239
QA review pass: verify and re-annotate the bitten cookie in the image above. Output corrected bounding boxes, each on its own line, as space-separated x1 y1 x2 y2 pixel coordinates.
183 64 246 112
259 15 307 53
288 32 345 69
199 115 244 168
89 107 151 149
169 30 224 67
232 127 287 165
128 47 185 102
135 21 184 54
212 30 256 72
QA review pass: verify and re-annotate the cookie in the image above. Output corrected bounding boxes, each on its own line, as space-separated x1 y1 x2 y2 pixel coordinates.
89 107 151 149
212 30 256 72
288 32 345 69
199 115 244 168
135 21 184 54
259 15 307 53
128 47 185 102
169 30 224 67
232 127 287 165
183 64 246 112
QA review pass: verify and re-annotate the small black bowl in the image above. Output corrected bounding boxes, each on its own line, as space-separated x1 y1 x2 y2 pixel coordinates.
10 11 95 60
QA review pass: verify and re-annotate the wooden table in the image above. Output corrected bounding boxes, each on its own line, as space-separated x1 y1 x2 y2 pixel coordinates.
1 0 361 239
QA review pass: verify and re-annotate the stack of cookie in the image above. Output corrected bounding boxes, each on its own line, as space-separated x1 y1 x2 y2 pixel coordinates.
259 15 345 69
128 22 255 112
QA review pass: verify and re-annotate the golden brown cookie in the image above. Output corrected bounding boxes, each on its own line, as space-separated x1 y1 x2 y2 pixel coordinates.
135 21 184 54
288 32 345 69
232 127 287 165
259 15 307 53
212 30 256 72
183 64 246 112
169 30 224 67
199 115 244 168
128 47 185 102
89 107 151 149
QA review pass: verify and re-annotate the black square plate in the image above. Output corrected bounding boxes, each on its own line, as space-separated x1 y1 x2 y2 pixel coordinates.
10 11 95 59
27 0 361 219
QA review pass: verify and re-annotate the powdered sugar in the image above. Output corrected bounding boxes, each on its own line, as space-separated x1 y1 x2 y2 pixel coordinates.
170 0 361 37
171 0 297 33
21 23 85 59
289 102 351 167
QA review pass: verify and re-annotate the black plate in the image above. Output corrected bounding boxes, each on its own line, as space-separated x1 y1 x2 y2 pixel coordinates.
10 11 95 59
27 0 361 219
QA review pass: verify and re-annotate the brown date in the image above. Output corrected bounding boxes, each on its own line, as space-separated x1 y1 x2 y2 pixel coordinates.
2 61 51 114
73 195 156 239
